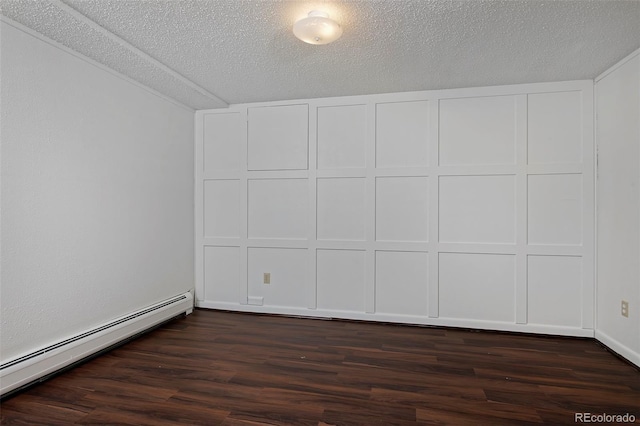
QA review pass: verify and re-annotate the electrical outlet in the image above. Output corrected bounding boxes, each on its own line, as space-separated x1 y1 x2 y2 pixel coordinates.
263 273 270 284
621 300 629 318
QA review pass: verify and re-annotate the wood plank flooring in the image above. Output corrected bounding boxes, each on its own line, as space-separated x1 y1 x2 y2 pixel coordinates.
1 309 639 425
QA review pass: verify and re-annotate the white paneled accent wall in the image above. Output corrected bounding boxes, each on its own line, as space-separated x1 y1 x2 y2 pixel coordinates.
196 81 594 336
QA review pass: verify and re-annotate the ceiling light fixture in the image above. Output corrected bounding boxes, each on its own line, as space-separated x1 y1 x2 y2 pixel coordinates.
293 11 343 45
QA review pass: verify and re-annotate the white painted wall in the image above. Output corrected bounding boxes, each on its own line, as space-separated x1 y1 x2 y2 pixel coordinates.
595 49 640 367
0 20 195 362
195 80 594 337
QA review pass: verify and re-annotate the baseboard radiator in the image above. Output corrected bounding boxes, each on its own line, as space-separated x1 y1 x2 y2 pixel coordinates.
0 291 194 397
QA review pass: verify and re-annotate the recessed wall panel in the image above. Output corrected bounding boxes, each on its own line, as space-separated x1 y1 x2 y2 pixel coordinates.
439 96 516 166
317 178 366 241
204 179 240 238
317 105 366 169
203 112 241 172
375 251 428 316
248 104 308 170
376 101 429 168
528 174 582 245
248 248 307 308
439 253 515 322
528 255 582 327
376 177 429 242
317 250 365 312
439 175 515 244
528 92 582 164
248 179 308 239
204 246 239 303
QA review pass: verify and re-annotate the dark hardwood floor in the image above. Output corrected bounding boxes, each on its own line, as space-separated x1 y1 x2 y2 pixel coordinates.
1 309 639 425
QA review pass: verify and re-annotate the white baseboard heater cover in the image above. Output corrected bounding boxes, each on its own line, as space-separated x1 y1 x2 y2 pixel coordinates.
0 291 194 397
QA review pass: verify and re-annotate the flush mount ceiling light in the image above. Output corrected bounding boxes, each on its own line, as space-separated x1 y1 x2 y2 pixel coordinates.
293 11 343 45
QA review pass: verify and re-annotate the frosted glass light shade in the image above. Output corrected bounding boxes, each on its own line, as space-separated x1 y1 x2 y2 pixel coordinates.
293 11 343 45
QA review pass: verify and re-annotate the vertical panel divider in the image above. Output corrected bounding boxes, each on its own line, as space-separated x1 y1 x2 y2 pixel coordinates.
428 99 440 318
239 107 249 305
581 83 595 329
515 95 528 324
308 102 318 309
194 111 205 304
365 102 377 313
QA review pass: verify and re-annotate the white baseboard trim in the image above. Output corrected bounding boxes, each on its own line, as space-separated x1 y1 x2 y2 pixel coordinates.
595 330 640 368
0 291 194 397
196 300 594 338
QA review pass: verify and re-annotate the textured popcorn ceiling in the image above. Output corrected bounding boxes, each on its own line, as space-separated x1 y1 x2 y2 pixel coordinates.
2 0 639 110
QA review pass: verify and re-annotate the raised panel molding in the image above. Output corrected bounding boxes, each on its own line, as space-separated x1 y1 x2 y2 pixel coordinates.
528 255 583 327
247 104 309 171
439 96 516 166
376 101 429 168
528 174 583 246
317 178 366 241
439 175 516 244
203 112 241 172
317 249 366 312
247 178 308 240
439 253 516 322
317 105 367 169
204 246 240 303
376 176 429 242
195 81 594 338
203 179 240 238
248 247 308 308
375 251 428 315
528 91 583 165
